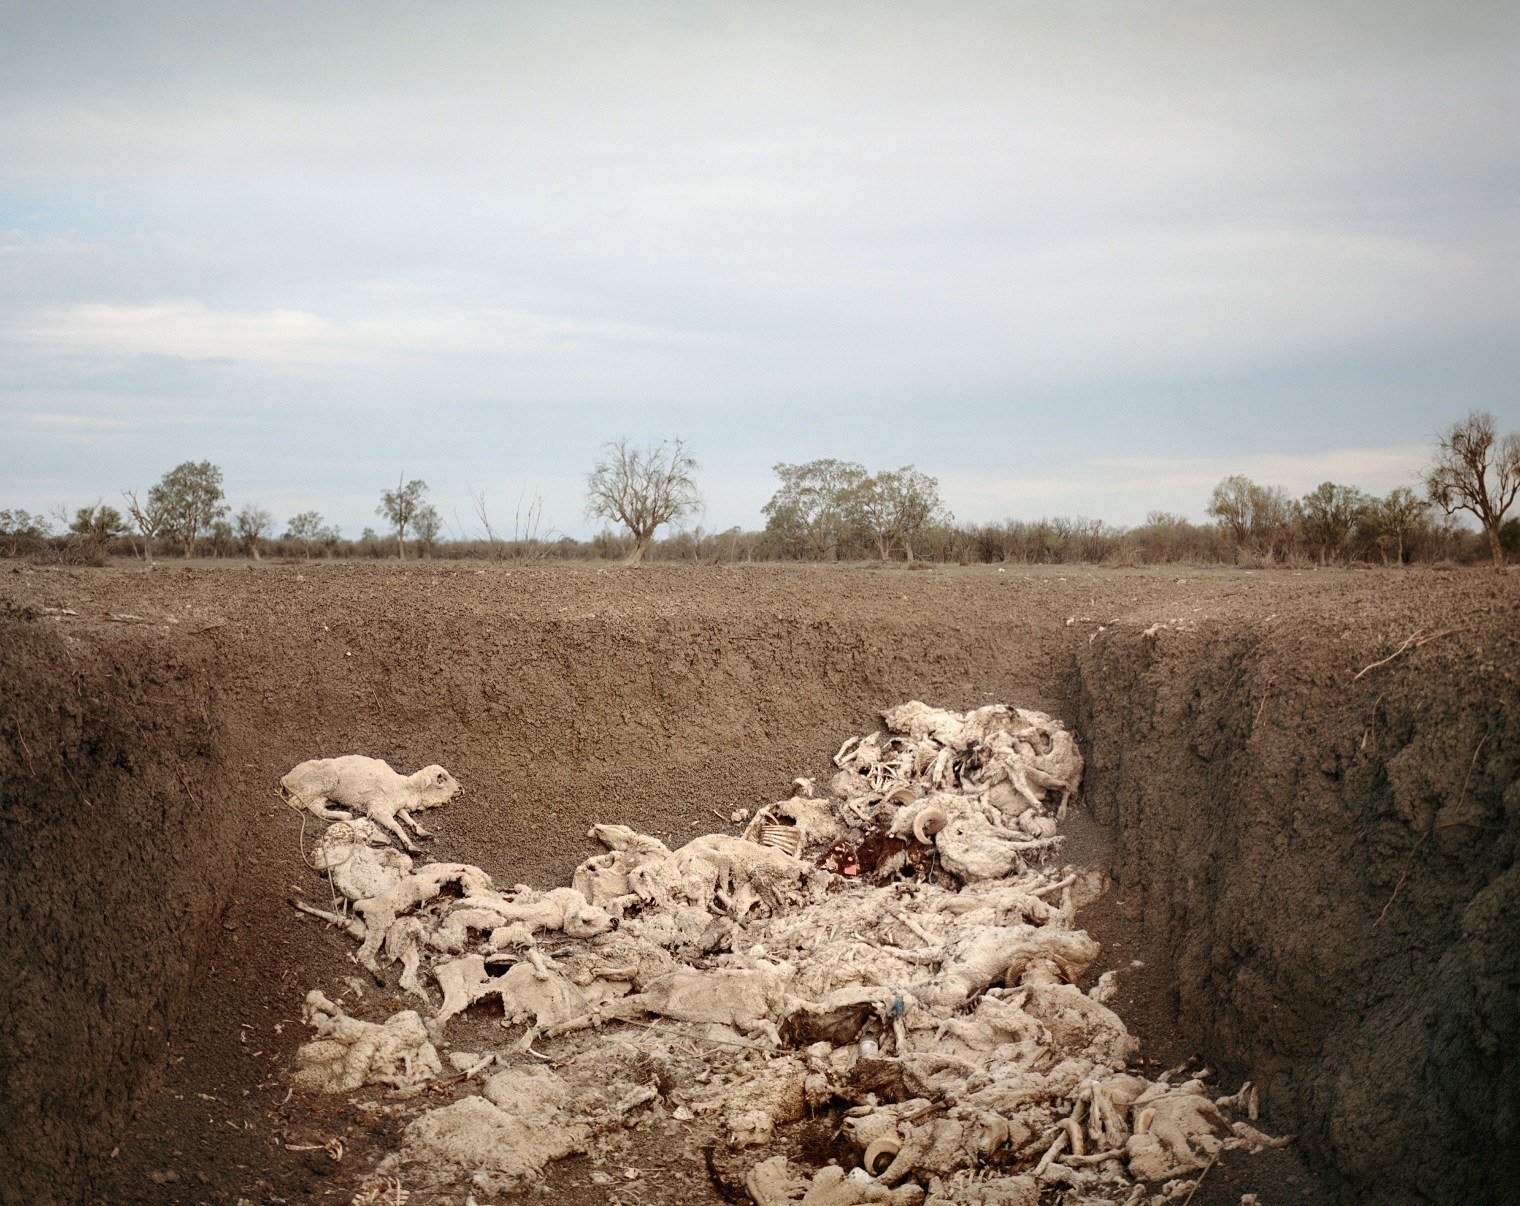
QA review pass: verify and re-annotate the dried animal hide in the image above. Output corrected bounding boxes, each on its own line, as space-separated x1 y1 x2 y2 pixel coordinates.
572 824 672 906
312 820 415 902
548 965 792 1046
1124 1084 1231 1181
1015 960 1137 1065
924 1172 1038 1206
282 755 461 852
934 815 1062 883
292 990 441 1094
281 701 1281 1201
431 953 633 1033
690 1054 810 1146
628 833 827 919
477 886 615 948
382 1092 589 1196
379 1051 672 1195
352 864 496 971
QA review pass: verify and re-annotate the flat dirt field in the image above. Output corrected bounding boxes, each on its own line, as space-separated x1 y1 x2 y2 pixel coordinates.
1 561 1516 1206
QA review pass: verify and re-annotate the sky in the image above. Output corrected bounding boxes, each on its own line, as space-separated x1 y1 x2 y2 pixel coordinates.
2 1 1517 540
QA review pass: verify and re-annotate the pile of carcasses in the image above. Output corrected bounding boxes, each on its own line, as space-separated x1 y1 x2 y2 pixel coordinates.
286 703 1286 1205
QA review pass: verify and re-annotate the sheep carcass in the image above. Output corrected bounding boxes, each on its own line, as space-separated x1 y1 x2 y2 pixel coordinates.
282 755 462 851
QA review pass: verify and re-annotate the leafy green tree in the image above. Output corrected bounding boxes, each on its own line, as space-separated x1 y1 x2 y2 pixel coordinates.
0 509 53 557
1206 475 1254 545
0 509 52 538
1358 487 1428 565
235 504 273 559
856 466 946 561
412 504 444 556
285 510 339 558
762 459 868 559
69 502 129 545
585 438 702 563
1500 517 1520 559
1423 410 1520 568
147 461 228 557
1299 482 1370 564
377 476 431 559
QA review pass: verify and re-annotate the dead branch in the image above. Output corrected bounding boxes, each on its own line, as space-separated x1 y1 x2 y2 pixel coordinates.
1180 1149 1222 1203
1352 627 1466 681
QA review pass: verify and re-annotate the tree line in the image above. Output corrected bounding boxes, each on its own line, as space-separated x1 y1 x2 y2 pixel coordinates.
3 411 1516 567
0 462 447 564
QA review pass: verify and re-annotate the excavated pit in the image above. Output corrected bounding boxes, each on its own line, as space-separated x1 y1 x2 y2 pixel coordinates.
0 564 1515 1205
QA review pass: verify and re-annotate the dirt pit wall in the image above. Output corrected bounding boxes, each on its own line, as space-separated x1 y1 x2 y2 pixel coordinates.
0 563 1515 1205
1076 600 1519 1204
0 604 237 1206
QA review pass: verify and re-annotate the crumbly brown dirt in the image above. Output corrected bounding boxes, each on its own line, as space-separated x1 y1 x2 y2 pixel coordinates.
1 561 1515 1206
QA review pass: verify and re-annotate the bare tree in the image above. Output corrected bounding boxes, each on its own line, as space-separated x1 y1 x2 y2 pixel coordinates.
471 486 554 560
1423 411 1520 568
585 438 702 563
235 504 274 560
1207 475 1298 561
377 475 430 559
122 488 170 562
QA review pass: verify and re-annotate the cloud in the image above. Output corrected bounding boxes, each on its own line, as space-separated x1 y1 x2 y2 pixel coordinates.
946 445 1433 526
5 301 336 363
19 411 137 433
0 299 709 371
0 2 1513 535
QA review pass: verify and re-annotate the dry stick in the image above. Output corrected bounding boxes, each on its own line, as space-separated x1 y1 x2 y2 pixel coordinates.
1373 733 1489 929
1254 675 1274 728
11 722 35 775
1180 1149 1222 1204
61 763 94 810
1362 690 1386 751
1352 626 1466 682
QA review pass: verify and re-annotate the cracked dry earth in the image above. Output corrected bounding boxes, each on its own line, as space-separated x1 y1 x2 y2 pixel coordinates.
1 561 1515 1206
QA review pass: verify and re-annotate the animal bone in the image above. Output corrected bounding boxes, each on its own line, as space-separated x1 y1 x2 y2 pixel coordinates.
276 701 1290 1202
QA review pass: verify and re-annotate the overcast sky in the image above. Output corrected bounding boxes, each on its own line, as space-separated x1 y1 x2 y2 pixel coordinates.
3 1 1516 540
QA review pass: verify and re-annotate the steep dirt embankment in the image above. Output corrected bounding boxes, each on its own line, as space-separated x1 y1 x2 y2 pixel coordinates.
1 564 1077 1205
0 605 238 1206
2 563 1515 1205
1075 597 1519 1204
